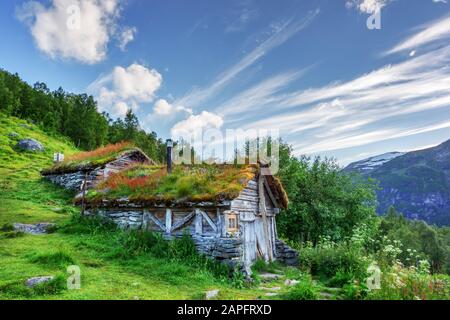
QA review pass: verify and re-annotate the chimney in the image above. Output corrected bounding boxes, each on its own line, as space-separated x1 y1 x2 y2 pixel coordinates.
166 139 173 174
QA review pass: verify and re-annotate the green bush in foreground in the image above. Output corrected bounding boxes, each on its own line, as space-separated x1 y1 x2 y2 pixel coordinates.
28 251 76 269
281 274 321 300
294 239 370 285
0 275 66 298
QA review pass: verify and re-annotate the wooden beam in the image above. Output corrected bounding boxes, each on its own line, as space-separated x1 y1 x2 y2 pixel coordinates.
145 210 165 231
262 176 280 209
165 208 172 234
170 210 195 232
259 174 273 261
216 208 222 236
194 209 203 235
198 209 217 232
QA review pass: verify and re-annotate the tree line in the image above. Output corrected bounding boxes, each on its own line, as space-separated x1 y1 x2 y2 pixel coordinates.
0 69 167 163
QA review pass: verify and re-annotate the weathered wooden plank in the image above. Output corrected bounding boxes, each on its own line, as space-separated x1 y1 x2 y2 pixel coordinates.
235 195 259 203
259 175 273 261
145 210 165 231
198 209 217 232
165 208 172 233
195 209 203 235
170 210 195 232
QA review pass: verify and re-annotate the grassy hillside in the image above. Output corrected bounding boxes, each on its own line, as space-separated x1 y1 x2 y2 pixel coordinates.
0 114 301 300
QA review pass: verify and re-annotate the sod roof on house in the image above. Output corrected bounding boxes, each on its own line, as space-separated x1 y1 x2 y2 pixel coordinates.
83 163 289 208
42 142 152 175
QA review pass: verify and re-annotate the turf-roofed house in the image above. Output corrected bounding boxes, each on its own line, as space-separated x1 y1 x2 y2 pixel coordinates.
41 142 154 192
43 142 298 274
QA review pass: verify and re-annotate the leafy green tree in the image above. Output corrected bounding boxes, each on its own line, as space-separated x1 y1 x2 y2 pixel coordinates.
276 142 378 244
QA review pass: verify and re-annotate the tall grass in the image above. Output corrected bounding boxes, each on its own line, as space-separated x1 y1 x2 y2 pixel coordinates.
67 141 134 162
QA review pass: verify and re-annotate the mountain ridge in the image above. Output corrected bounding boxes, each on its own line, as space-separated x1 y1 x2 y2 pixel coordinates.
345 139 450 226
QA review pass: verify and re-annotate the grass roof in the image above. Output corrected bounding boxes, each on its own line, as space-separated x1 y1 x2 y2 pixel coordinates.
84 163 259 205
42 142 142 174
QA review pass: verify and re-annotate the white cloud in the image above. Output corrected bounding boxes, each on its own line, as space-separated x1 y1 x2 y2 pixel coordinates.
118 26 137 51
171 111 223 138
89 63 162 118
176 9 319 109
153 99 192 116
386 14 450 55
433 0 447 4
345 0 390 14
16 0 136 64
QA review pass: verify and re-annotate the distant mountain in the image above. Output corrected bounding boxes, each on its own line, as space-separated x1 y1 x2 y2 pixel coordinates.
344 152 406 175
345 140 450 226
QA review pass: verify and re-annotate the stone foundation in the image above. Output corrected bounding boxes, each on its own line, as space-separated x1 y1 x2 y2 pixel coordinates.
44 170 100 191
275 239 299 266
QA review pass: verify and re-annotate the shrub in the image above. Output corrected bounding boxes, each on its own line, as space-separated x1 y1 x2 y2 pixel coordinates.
32 275 66 296
0 223 15 232
0 230 25 239
0 275 66 298
281 275 321 300
251 259 282 274
28 251 76 269
60 213 117 235
295 240 369 285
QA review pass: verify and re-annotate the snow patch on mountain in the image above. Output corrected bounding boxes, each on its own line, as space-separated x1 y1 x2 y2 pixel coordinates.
345 152 406 174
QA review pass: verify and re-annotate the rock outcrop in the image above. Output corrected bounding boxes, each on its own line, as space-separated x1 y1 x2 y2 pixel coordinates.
13 223 56 235
16 138 44 152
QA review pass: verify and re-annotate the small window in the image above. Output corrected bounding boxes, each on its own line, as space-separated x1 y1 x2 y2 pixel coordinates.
226 212 238 233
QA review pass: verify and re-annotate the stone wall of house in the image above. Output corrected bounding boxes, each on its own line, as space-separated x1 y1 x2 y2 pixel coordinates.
275 239 299 266
193 236 243 269
44 169 101 191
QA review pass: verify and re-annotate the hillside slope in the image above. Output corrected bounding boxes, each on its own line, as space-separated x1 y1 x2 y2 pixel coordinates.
346 140 450 226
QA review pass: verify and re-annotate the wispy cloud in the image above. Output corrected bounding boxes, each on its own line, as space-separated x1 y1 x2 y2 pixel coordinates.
235 32 450 156
175 9 320 109
385 14 450 55
213 68 310 119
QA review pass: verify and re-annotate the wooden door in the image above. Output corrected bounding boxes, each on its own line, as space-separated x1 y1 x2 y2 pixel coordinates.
240 212 257 271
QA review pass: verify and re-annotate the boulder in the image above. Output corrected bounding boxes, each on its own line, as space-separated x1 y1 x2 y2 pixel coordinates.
25 276 54 288
8 132 19 138
205 289 220 300
13 223 55 235
16 138 44 152
259 273 284 281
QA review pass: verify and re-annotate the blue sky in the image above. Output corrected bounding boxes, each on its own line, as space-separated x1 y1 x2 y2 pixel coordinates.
1 0 450 165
